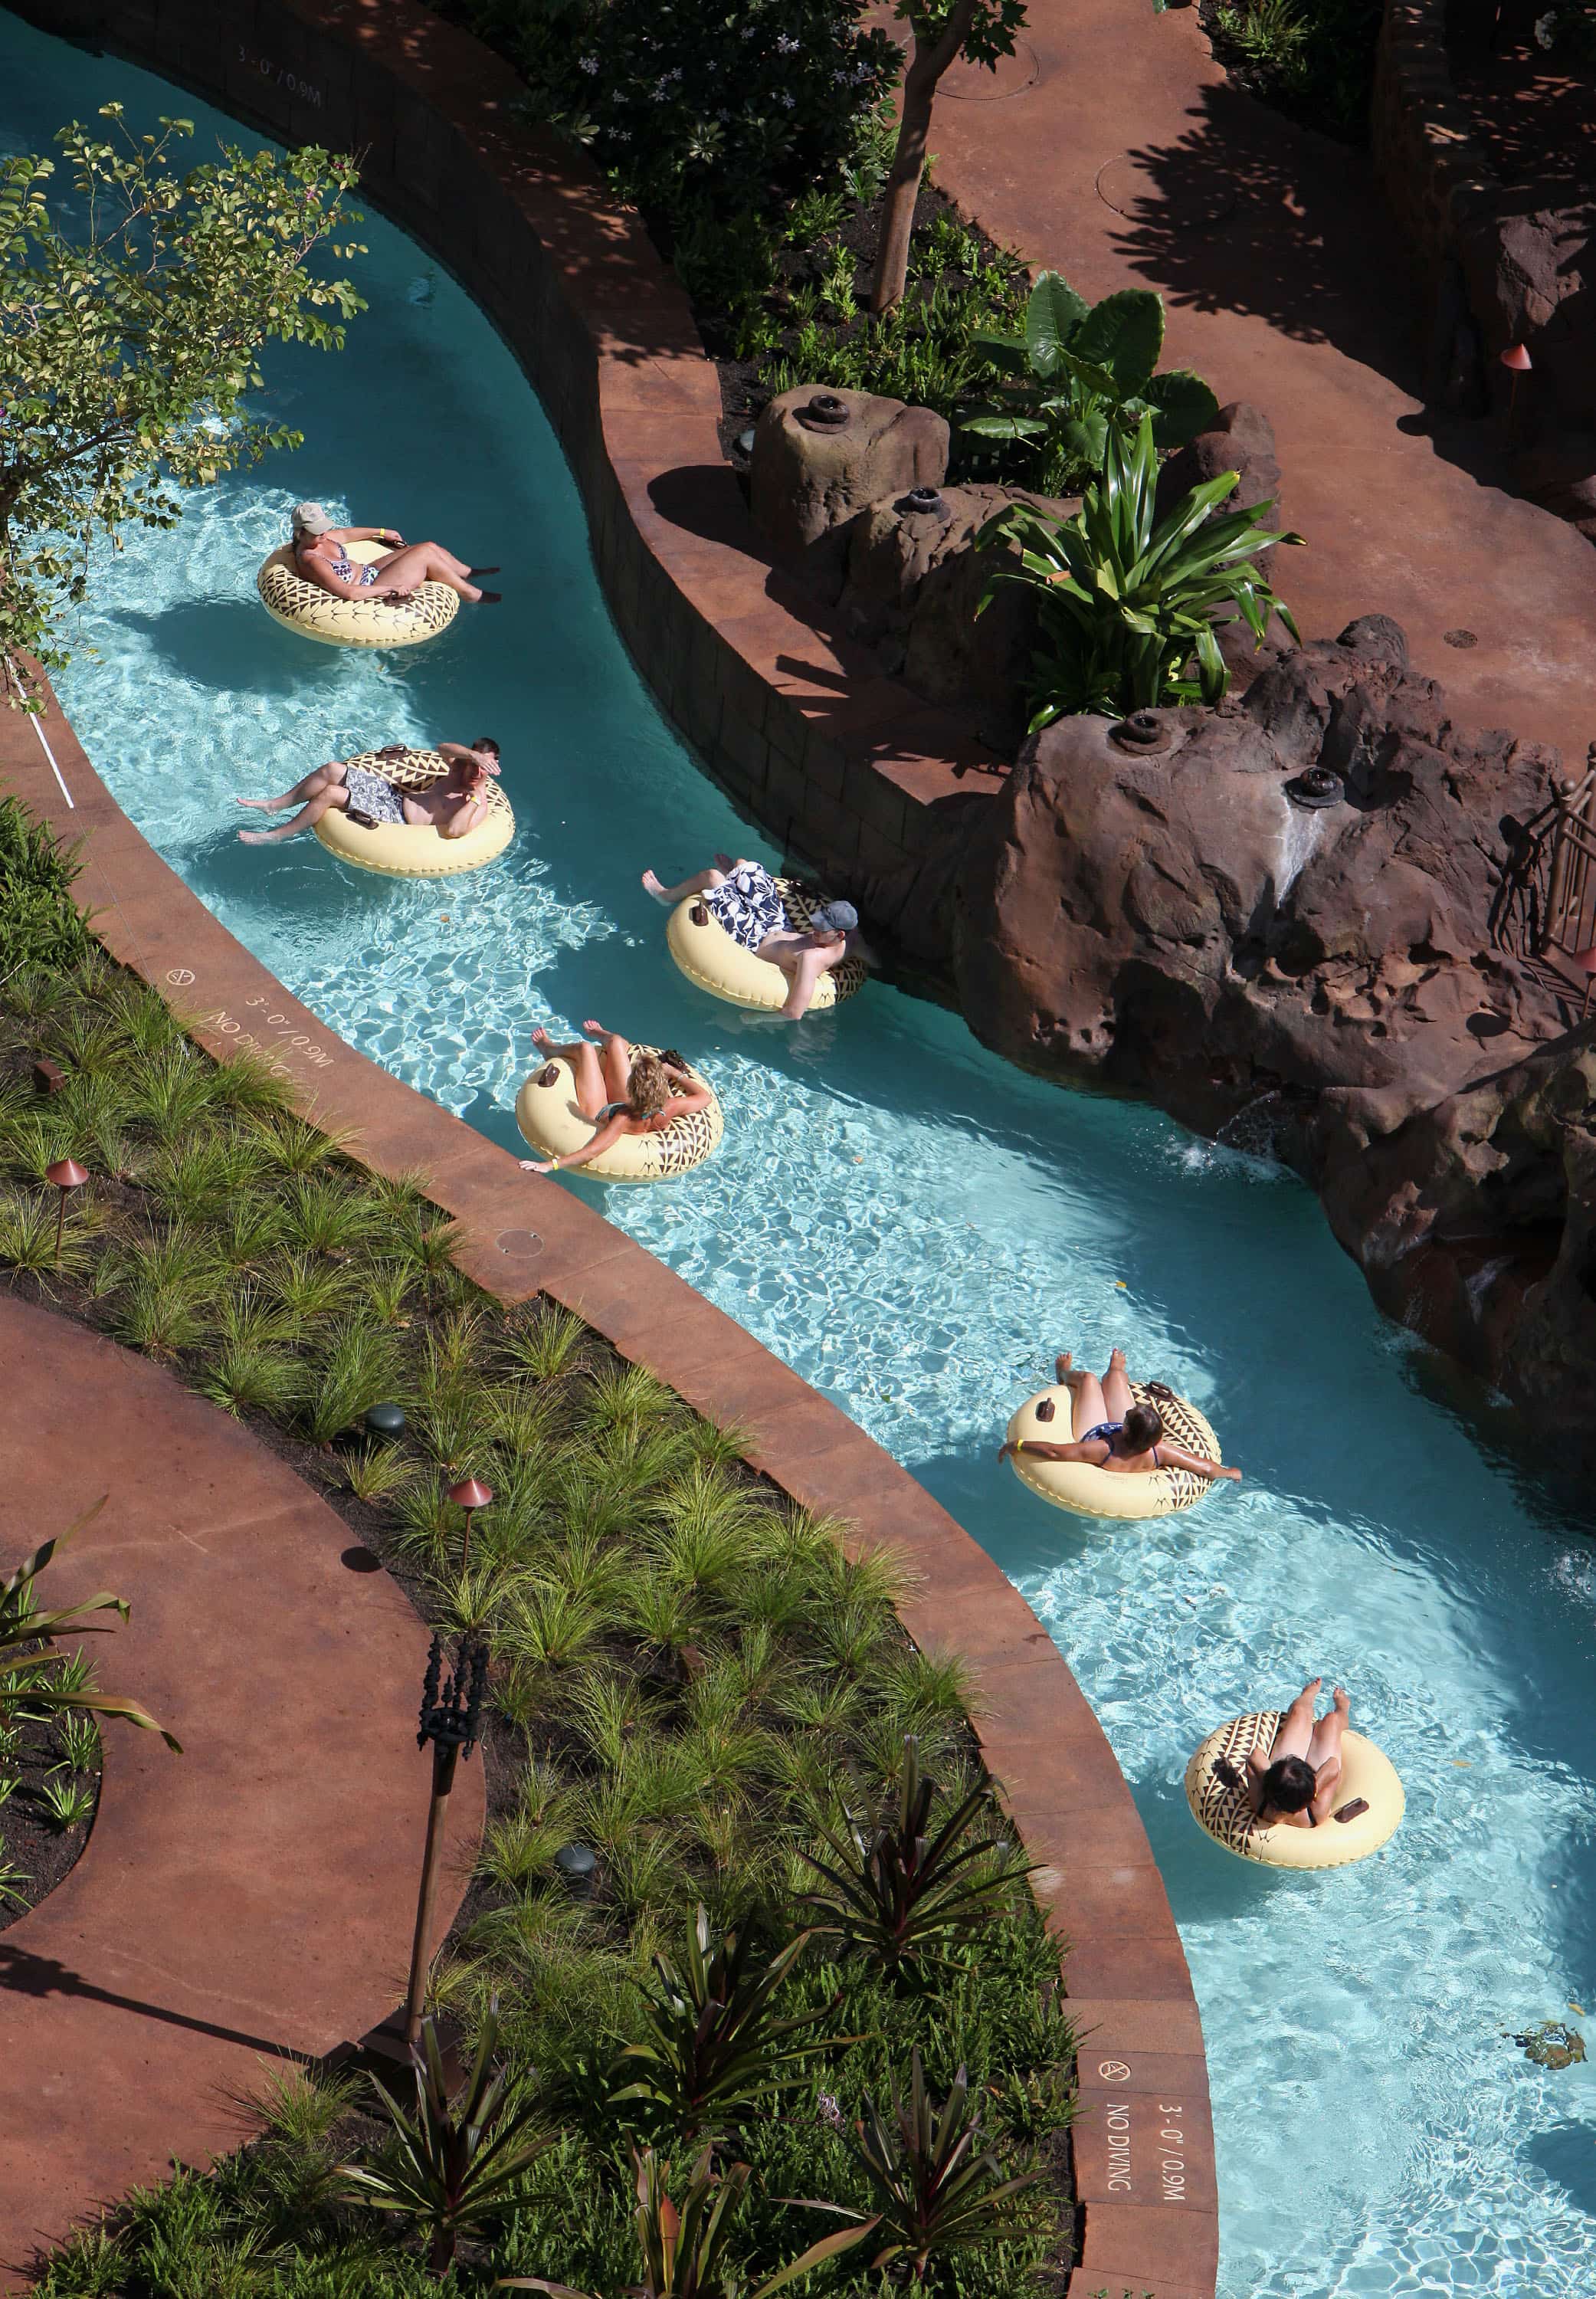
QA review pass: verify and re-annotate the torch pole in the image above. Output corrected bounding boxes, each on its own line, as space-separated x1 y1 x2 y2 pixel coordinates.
402 1740 460 2051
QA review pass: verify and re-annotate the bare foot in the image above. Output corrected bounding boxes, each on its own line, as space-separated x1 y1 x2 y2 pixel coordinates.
582 1019 608 1038
641 869 673 907
1107 1346 1129 1376
238 828 280 845
1055 1350 1073 1383
530 1025 552 1051
1297 1676 1323 1704
234 795 275 810
1332 1686 1350 1719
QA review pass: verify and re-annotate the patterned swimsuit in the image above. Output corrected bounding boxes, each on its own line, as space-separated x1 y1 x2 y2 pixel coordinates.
342 764 406 827
705 861 789 953
329 550 379 589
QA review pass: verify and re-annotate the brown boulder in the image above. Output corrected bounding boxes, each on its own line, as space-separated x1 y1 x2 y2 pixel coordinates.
1154 400 1285 527
749 385 949 559
945 619 1562 1146
1458 195 1596 429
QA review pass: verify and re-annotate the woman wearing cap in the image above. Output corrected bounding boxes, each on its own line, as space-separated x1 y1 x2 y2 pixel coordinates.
237 738 501 844
641 854 870 1018
288 503 500 605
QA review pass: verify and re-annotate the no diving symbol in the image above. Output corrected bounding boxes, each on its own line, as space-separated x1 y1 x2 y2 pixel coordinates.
1098 2061 1132 2083
165 968 195 987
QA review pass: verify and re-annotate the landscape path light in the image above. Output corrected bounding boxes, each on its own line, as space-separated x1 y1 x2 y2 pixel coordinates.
403 1631 489 2051
1500 342 1532 436
44 1158 88 1265
365 1402 407 1441
447 1476 493 1571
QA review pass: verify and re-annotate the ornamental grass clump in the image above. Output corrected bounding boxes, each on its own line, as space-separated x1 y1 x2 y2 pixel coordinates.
978 410 1304 720
4 822 1075 2294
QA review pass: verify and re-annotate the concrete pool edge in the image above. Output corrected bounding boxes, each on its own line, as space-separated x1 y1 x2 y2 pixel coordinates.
1 696 1217 2294
0 6 1217 2290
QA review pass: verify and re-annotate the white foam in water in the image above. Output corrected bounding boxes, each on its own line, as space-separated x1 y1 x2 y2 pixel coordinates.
14 18 1596 2293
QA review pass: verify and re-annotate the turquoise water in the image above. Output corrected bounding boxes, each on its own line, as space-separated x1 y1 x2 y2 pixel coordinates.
11 16 1596 2294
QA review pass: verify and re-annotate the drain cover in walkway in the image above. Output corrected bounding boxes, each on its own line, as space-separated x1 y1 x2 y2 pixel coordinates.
942 40 1042 98
1095 153 1237 228
495 1228 546 1261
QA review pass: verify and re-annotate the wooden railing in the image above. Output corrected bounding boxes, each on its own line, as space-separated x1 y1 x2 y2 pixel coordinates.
1491 747 1596 1015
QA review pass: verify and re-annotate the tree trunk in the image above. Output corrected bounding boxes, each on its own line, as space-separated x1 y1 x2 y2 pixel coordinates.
870 1 979 315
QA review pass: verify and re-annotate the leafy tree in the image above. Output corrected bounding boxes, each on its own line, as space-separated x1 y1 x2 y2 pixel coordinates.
977 412 1304 720
871 1 1027 313
0 103 365 707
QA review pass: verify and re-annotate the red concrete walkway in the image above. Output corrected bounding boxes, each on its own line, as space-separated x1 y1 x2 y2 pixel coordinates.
0 1297 481 2284
915 0 1596 766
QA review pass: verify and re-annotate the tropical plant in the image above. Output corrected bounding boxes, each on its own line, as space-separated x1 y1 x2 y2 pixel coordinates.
610 1906 839 2140
0 798 90 972
39 1773 97 1830
977 412 1304 720
799 1737 1027 1978
871 2 1029 311
848 2048 1041 2275
339 2002 554 2274
1 107 364 702
497 2143 875 2299
962 272 1219 492
0 1856 28 1909
1 1501 181 1749
54 1710 102 1774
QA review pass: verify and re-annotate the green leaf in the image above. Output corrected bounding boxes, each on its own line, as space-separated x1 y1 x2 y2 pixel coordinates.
1070 287 1165 394
1142 367 1221 450
1024 271 1090 375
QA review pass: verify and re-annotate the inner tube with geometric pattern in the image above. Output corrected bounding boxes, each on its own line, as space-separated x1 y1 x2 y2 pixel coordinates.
1004 1382 1223 1520
256 538 459 649
666 880 868 1014
312 749 515 880
1185 1710 1405 1870
514 1047 723 1184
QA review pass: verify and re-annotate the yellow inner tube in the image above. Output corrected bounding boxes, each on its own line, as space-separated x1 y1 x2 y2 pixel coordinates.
514 1048 723 1184
312 750 515 880
1004 1382 1222 1520
1185 1711 1405 1870
666 881 868 1015
256 538 460 649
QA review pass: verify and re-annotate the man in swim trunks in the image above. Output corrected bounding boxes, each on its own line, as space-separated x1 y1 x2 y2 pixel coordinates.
1213 1678 1352 1828
995 1347 1240 1484
641 853 873 1018
236 739 500 844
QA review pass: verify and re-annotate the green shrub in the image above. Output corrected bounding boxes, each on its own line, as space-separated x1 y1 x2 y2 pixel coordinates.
0 797 89 974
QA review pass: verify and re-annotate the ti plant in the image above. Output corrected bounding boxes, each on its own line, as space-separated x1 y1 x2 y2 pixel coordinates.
799 1736 1030 1981
609 1905 842 2142
1 1499 181 1749
978 411 1304 720
851 2049 1041 2277
498 2143 877 2299
962 272 1219 493
340 2001 554 2276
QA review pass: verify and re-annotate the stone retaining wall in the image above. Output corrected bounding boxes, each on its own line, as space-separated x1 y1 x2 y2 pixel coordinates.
1370 0 1500 285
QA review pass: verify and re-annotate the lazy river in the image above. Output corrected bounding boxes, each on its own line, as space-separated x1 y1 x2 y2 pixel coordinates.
10 15 1596 2294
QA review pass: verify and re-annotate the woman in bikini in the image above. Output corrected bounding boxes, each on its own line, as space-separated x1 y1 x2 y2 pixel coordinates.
518 1022 712 1177
1213 1678 1354 1828
288 503 500 605
641 854 871 1020
996 1347 1240 1484
236 739 500 844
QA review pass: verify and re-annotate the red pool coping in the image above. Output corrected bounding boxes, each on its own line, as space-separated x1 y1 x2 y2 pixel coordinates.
2 5 1220 2290
0 1294 484 2288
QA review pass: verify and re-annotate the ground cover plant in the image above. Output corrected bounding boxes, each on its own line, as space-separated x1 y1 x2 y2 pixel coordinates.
1196 0 1386 143
0 798 1076 2294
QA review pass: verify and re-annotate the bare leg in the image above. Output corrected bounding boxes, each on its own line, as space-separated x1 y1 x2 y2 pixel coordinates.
1268 1678 1323 1765
1056 1353 1110 1438
1306 1687 1350 1775
530 1026 608 1118
235 765 345 812
1101 1346 1135 1422
642 865 727 907
372 543 487 602
238 785 349 844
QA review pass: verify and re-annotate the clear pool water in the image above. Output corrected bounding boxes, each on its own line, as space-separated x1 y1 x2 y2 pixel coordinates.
11 17 1596 2294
